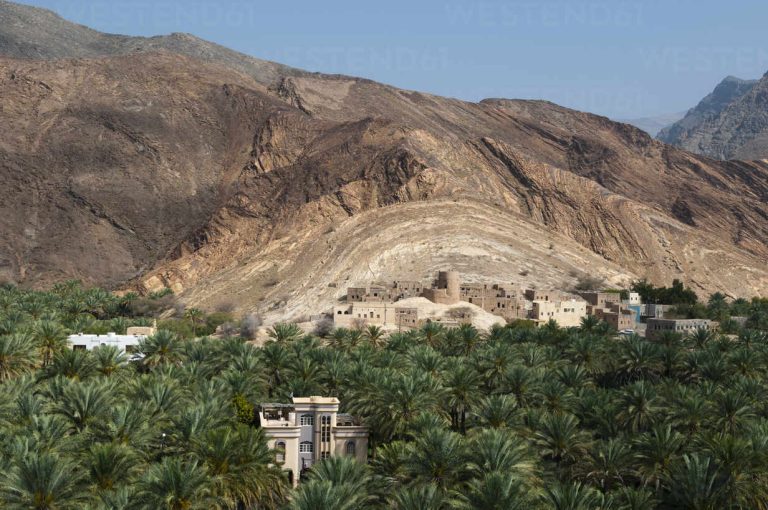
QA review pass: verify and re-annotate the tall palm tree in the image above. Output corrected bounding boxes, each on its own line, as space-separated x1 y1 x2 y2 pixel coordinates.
461 472 531 510
578 438 631 491
268 323 303 343
404 427 469 489
139 330 182 369
1 452 89 510
184 308 206 337
193 425 288 509
389 483 458 510
289 480 368 510
0 333 36 381
661 454 724 510
541 481 601 510
467 428 537 481
92 345 127 377
86 443 139 492
634 425 685 491
363 325 386 348
533 413 592 467
472 394 519 429
443 360 481 433
54 379 114 432
618 381 661 433
45 349 97 380
134 457 212 510
34 321 68 367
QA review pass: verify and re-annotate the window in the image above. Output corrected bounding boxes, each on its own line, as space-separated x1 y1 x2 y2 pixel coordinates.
346 441 356 456
300 414 314 426
275 441 286 463
321 452 330 460
299 441 313 453
73 345 86 350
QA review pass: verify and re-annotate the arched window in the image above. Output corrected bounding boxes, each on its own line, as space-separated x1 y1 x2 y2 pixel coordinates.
299 441 313 453
300 414 314 426
345 441 356 456
275 441 286 463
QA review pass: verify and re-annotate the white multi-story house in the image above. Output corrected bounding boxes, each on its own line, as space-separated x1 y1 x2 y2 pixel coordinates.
257 396 368 486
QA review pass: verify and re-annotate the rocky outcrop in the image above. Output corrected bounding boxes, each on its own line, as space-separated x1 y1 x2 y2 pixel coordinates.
658 74 768 160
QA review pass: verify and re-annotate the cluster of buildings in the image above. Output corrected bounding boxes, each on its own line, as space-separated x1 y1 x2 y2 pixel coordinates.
331 270 719 338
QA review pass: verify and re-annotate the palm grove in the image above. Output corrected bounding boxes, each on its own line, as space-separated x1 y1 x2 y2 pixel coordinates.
2 282 768 509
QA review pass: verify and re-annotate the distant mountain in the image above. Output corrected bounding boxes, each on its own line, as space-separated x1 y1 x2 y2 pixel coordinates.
0 0 306 86
618 111 686 137
658 75 768 160
2 0 768 316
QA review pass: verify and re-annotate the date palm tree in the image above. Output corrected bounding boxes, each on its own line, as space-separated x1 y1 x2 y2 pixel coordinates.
443 360 481 433
467 428 537 481
472 394 519 429
404 427 469 489
45 348 97 380
134 457 212 510
389 483 458 510
634 425 685 491
139 330 182 369
92 345 127 377
34 321 68 367
184 308 205 337
193 425 288 509
86 443 139 492
0 333 36 381
268 323 303 343
534 412 592 468
1 452 89 510
541 481 601 510
618 381 661 433
289 480 367 510
363 325 386 348
462 472 531 510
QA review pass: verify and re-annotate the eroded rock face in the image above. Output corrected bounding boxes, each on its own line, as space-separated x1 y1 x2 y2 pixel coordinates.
1 0 768 316
658 74 768 160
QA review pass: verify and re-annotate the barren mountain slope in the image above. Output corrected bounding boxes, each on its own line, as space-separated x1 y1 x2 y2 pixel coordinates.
659 74 768 160
138 75 768 315
0 53 288 285
1 1 768 317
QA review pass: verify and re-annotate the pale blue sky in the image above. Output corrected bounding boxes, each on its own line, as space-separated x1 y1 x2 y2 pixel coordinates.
20 0 768 118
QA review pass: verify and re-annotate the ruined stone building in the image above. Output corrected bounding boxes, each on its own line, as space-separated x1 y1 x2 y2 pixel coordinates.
421 270 460 305
460 283 527 320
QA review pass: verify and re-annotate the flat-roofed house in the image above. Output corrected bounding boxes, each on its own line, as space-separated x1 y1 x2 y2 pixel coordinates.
257 396 368 486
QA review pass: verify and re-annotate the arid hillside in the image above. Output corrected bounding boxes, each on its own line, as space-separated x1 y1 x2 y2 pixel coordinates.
1 1 767 319
659 74 768 160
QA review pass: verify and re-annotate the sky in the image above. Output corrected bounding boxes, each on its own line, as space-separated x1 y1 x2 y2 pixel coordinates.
20 0 768 118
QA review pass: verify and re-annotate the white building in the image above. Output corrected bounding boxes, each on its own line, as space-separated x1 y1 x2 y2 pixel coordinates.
67 326 155 354
257 396 368 486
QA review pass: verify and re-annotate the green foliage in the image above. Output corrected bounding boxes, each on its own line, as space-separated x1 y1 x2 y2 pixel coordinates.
631 279 698 305
1 282 768 508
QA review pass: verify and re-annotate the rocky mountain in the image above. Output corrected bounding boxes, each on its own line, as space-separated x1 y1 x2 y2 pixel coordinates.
1 1 767 318
658 75 768 160
618 111 685 137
